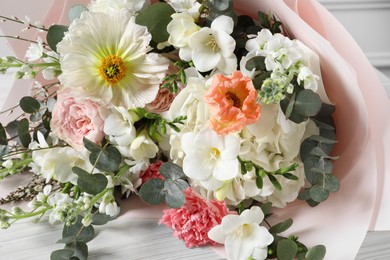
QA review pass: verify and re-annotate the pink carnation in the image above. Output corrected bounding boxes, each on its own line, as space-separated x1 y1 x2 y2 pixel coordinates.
140 160 165 183
51 88 106 150
145 87 176 113
159 188 232 248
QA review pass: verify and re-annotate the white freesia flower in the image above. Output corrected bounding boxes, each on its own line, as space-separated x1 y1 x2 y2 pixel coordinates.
98 193 120 217
104 106 137 158
185 15 237 73
208 206 273 260
167 13 200 60
88 0 148 13
181 128 240 191
129 129 159 161
25 37 43 62
57 10 169 108
166 0 201 18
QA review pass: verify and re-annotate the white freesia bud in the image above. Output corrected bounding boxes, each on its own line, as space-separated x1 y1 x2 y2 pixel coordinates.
129 129 158 161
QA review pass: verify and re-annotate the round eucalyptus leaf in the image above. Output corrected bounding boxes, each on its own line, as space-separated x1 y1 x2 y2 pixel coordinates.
65 242 88 260
68 5 88 22
306 245 326 260
294 89 322 117
277 239 298 260
139 178 165 205
309 185 329 203
47 25 68 52
50 249 75 260
20 96 40 114
159 162 186 180
321 174 340 192
164 180 186 208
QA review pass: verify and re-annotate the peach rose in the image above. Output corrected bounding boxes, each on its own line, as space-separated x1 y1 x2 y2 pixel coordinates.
205 71 261 135
51 88 106 150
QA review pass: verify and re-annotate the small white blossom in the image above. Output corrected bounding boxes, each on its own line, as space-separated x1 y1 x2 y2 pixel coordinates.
166 0 201 18
208 206 273 260
129 129 159 161
25 37 43 62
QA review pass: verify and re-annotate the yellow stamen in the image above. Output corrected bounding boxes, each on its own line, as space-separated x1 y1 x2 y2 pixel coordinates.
98 55 127 85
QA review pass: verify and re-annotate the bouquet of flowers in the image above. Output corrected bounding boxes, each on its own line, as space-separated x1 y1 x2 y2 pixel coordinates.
2 0 384 259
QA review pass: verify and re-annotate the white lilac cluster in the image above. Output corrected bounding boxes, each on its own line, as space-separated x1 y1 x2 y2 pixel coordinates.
243 29 319 103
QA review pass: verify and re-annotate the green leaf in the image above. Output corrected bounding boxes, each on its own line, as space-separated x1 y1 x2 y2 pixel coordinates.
83 137 101 153
0 124 7 145
268 174 282 191
282 173 299 181
175 179 189 190
0 145 9 159
256 175 264 189
164 180 186 208
62 216 95 244
18 118 31 147
20 96 40 114
68 5 87 22
135 3 175 43
245 56 266 71
47 25 68 52
91 209 112 225
258 11 271 29
269 218 293 234
306 245 326 260
73 167 108 195
277 239 298 260
5 120 18 139
320 174 340 193
89 146 121 173
159 162 186 180
139 178 165 205
285 93 296 119
50 249 75 260
309 185 329 203
252 71 271 90
30 111 44 122
260 202 272 215
65 242 88 260
294 89 322 117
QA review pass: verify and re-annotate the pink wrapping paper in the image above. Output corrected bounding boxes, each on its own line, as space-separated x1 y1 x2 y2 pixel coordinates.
1 0 389 259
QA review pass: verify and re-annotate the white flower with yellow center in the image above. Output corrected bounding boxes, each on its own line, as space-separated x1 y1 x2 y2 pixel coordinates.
208 206 274 260
184 15 237 74
57 10 169 108
181 128 240 191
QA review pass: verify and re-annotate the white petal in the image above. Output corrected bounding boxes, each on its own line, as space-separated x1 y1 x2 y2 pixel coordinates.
211 15 234 34
240 206 264 224
217 54 237 74
225 233 254 260
208 224 227 244
221 134 240 160
213 158 239 181
183 152 213 180
200 177 223 191
214 30 235 57
192 49 221 72
220 214 244 234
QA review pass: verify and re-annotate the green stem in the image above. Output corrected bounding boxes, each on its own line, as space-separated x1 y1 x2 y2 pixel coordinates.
0 158 33 176
8 206 52 220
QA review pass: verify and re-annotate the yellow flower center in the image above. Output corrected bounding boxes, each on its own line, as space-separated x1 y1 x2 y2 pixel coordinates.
210 147 221 160
98 55 127 85
225 91 242 108
206 35 220 52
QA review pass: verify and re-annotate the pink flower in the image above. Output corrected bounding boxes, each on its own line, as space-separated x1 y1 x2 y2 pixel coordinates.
145 87 176 113
205 71 261 135
140 160 165 183
159 188 232 248
51 88 106 150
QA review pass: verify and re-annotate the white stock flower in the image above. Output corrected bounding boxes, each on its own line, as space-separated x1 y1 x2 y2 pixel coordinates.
46 193 74 224
129 129 159 161
25 37 43 62
30 132 92 184
181 128 240 191
98 193 120 217
57 10 169 108
104 106 137 158
88 0 147 13
185 15 237 73
166 0 201 18
208 206 273 260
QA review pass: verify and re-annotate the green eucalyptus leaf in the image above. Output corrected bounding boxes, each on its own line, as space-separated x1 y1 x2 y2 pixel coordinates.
159 162 186 180
47 25 68 52
298 189 311 201
91 208 113 225
164 180 186 208
285 93 296 119
0 145 9 159
309 185 329 203
65 242 88 260
50 249 75 260
18 118 31 147
258 11 271 29
20 96 40 114
68 5 87 22
245 56 266 71
139 178 165 205
269 218 293 234
73 167 108 195
320 174 340 193
89 146 121 173
43 110 52 130
252 71 271 90
62 215 95 243
277 239 298 260
294 89 322 117
175 179 189 190
5 120 18 139
306 245 326 260
83 137 101 153
0 123 7 145
30 111 44 122
260 202 272 215
135 3 175 43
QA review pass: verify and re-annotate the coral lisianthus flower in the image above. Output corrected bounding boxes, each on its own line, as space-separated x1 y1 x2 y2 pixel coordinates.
57 10 169 108
205 71 261 135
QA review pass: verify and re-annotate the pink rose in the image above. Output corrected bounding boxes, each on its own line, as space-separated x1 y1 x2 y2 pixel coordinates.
140 160 165 183
205 71 261 135
51 88 105 150
159 188 232 248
